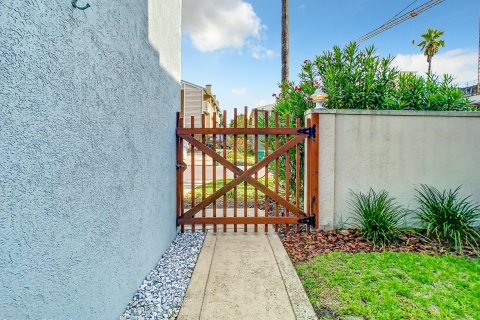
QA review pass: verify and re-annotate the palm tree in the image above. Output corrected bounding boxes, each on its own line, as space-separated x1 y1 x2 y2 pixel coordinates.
417 28 445 78
281 0 289 82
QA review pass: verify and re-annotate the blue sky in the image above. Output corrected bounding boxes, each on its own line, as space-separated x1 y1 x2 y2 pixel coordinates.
182 0 479 116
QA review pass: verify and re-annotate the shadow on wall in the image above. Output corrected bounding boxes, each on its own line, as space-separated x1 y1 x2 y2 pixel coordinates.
148 0 181 83
0 0 180 318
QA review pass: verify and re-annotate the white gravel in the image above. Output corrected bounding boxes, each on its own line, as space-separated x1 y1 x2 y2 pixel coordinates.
119 231 206 320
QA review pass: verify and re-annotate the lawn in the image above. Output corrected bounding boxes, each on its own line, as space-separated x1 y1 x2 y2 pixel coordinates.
225 150 256 166
186 177 280 203
296 252 480 320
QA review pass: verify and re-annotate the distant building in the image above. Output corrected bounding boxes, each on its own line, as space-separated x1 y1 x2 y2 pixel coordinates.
459 81 479 107
460 83 479 97
181 81 221 128
254 103 275 113
249 103 275 123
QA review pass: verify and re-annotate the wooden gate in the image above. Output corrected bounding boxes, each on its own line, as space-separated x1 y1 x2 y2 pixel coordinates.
176 108 319 232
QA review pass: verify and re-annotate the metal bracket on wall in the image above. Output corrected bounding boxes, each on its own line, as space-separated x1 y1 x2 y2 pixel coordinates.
72 0 90 10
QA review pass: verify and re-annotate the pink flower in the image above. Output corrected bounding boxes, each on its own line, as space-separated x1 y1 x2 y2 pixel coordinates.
294 86 301 91
304 60 311 64
272 93 277 97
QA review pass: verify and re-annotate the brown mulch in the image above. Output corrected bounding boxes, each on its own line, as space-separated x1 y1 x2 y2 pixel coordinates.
282 229 478 263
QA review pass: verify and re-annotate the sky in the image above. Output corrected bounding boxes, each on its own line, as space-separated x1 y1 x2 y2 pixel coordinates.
181 0 480 116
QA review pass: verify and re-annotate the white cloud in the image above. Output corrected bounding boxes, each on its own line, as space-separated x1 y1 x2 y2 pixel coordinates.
231 88 248 96
249 43 275 60
182 0 263 53
392 49 477 84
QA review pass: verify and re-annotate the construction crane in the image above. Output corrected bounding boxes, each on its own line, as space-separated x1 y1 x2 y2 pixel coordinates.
356 0 445 43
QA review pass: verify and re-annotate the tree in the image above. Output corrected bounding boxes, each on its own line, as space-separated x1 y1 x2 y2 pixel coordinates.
228 113 253 152
417 28 445 78
281 0 289 82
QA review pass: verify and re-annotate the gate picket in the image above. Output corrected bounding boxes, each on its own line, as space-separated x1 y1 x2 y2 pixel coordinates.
190 115 195 232
212 112 217 233
274 113 280 232
222 110 227 232
264 111 269 233
243 106 248 232
233 108 238 232
201 114 206 232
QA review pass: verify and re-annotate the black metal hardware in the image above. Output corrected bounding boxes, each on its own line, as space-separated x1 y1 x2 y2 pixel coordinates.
297 124 316 138
72 0 90 10
298 215 316 227
176 163 187 170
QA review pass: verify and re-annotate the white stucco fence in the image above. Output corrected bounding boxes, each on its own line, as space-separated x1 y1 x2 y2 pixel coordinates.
1 0 181 318
307 109 480 229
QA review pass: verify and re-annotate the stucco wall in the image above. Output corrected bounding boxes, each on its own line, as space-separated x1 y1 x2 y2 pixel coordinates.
310 110 480 228
0 0 181 318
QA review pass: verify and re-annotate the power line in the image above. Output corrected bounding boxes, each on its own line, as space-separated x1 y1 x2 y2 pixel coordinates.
385 0 419 25
356 0 444 43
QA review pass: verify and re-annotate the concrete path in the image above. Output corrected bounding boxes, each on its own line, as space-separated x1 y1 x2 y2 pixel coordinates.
178 232 317 320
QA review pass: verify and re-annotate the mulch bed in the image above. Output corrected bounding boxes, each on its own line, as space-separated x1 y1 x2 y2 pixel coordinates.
282 229 478 263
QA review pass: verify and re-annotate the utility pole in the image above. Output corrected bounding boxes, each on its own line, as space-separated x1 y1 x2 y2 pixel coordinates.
477 17 479 94
281 0 289 83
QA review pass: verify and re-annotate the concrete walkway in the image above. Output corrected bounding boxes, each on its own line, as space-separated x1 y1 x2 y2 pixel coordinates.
178 232 317 320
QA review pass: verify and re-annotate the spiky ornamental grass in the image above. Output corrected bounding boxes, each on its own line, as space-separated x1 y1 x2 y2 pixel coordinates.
415 184 480 254
349 189 405 246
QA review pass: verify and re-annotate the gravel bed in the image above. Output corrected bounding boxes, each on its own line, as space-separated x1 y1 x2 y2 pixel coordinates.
119 231 206 320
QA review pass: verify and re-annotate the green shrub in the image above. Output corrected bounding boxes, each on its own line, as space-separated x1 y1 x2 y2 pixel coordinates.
415 184 480 253
349 189 405 245
309 43 398 110
386 73 471 111
284 42 472 111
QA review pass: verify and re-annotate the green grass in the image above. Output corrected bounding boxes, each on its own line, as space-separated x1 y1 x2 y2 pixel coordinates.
186 177 279 202
225 150 256 166
296 252 480 320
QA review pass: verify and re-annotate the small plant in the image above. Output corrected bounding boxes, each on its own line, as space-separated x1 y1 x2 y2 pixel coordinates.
415 184 480 253
349 189 405 245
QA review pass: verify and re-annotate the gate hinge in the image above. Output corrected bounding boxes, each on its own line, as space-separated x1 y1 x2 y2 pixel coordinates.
298 215 316 227
176 163 187 170
297 124 316 138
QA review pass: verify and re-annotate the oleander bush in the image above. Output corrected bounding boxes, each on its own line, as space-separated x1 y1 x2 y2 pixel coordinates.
275 42 471 112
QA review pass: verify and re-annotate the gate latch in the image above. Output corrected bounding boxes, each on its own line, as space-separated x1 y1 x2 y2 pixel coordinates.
297 124 316 138
298 215 316 227
176 163 187 170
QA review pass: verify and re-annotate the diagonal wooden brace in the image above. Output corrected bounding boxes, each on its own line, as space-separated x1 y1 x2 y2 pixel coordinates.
179 134 307 219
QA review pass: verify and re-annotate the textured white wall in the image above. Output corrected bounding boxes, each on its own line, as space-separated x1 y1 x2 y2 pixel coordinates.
312 110 480 228
0 0 181 318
